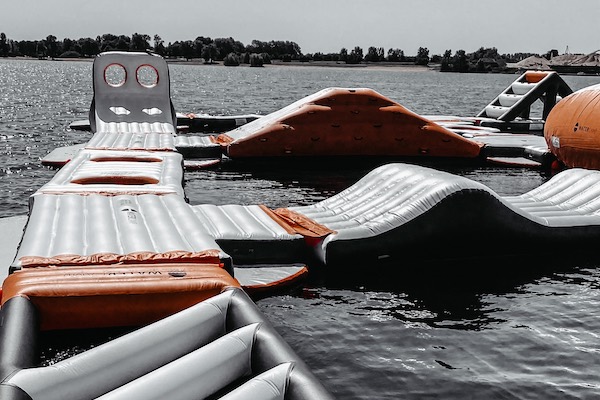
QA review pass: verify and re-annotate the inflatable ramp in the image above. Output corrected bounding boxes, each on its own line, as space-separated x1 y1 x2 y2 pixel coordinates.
216 87 483 159
0 288 333 400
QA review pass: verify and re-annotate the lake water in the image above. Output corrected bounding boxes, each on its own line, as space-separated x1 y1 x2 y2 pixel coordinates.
1 58 600 399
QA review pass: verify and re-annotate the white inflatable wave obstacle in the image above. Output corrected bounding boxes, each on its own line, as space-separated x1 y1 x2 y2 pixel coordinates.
289 164 600 267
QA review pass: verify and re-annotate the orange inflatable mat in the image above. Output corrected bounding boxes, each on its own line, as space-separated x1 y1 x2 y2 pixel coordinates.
1 263 240 330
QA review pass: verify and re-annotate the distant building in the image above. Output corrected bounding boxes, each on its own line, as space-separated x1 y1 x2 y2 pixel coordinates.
549 50 600 74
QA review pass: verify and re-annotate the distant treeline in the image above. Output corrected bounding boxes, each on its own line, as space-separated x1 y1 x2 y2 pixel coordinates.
0 32 552 71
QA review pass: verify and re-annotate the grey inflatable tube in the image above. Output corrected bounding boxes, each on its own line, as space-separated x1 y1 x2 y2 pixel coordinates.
0 288 333 400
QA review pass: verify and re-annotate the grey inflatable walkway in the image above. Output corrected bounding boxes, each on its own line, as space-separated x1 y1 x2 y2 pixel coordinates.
0 288 333 400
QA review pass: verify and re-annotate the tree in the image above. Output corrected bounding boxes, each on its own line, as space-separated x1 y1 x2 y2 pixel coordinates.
339 48 348 62
79 37 100 57
44 35 58 58
223 52 240 66
365 46 384 62
100 34 119 52
180 40 194 60
441 49 452 71
249 53 263 67
387 48 404 62
153 35 165 56
116 35 130 51
36 41 47 58
247 40 267 54
454 49 469 72
167 41 182 58
0 33 8 57
130 33 150 51
245 39 301 60
260 53 271 64
472 46 499 61
201 43 217 63
214 37 244 60
347 46 363 64
415 47 429 65
62 38 74 53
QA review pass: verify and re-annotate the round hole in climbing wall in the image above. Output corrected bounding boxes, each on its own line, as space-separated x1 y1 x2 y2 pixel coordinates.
136 64 159 88
104 64 127 87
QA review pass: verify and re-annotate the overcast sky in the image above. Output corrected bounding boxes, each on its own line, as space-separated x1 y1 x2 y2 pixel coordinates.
1 0 598 56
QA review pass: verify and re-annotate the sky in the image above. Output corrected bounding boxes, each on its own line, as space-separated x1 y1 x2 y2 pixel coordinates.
1 0 599 56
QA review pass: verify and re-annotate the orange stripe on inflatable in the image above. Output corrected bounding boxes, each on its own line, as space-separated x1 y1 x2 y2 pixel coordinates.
259 205 335 238
36 190 179 196
2 263 238 330
209 135 221 144
242 266 309 295
90 156 163 162
524 71 550 83
214 134 234 145
19 249 223 268
70 175 160 185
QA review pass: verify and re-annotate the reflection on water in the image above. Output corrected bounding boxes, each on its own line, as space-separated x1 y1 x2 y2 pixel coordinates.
2 59 600 399
259 266 600 399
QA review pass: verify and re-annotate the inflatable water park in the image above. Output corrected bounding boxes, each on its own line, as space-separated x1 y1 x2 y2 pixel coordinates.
61 62 573 169
1 51 600 399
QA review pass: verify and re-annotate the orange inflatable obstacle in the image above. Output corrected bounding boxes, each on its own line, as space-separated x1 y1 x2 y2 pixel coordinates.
545 84 600 170
216 88 483 159
1 263 239 330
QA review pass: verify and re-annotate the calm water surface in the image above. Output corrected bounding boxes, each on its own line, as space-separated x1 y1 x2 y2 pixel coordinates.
1 59 600 399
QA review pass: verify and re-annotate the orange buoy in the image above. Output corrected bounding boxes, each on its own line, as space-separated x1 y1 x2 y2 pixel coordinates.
545 84 600 169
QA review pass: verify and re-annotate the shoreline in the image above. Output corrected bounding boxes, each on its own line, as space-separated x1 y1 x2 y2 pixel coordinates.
1 55 435 71
167 58 435 71
5 56 597 75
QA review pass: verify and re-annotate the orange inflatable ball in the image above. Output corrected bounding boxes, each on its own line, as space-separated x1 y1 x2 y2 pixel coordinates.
545 84 600 169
